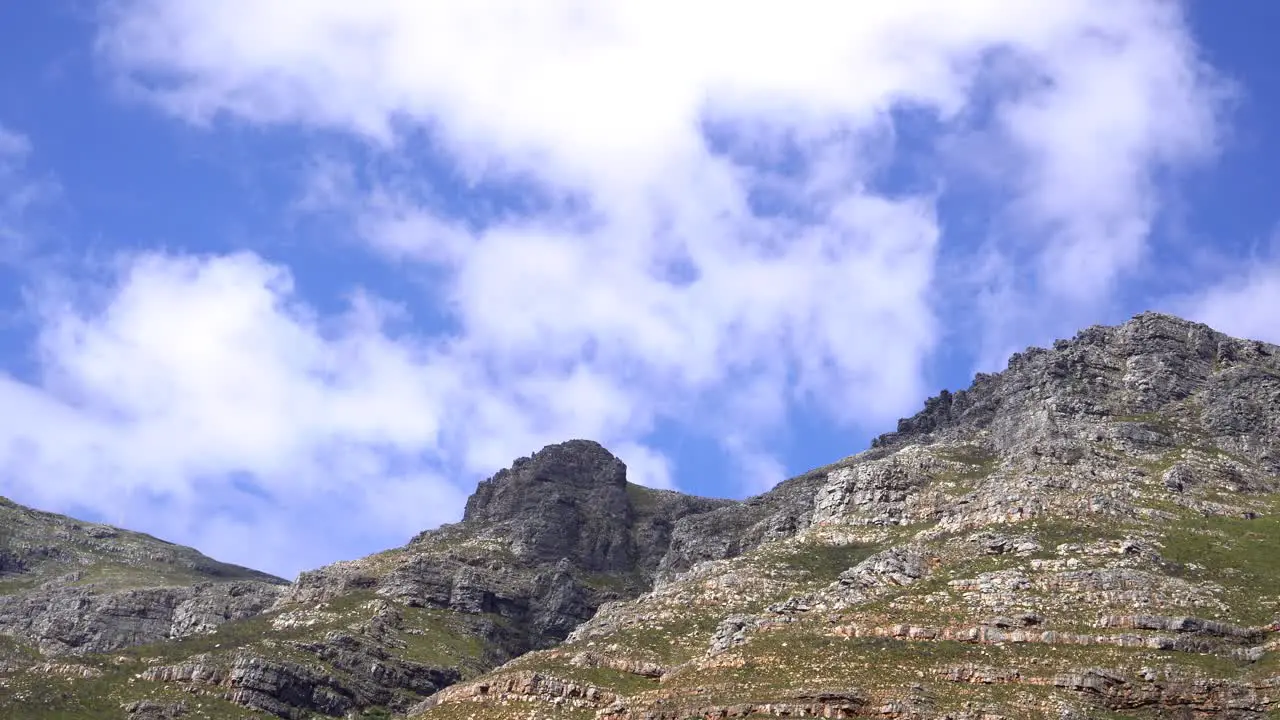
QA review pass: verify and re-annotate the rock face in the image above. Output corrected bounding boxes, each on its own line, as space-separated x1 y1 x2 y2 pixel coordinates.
872 312 1280 467
656 468 826 580
277 440 732 647
0 581 284 655
3 311 1280 720
0 496 286 655
462 439 637 572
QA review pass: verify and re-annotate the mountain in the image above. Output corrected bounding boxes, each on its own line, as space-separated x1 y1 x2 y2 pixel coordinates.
2 311 1279 719
0 495 286 655
0 440 732 719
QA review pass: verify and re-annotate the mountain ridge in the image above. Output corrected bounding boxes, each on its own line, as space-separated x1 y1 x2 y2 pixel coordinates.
1 310 1278 719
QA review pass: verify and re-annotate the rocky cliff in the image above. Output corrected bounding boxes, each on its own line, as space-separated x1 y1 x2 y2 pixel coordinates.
2 311 1279 720
0 439 731 719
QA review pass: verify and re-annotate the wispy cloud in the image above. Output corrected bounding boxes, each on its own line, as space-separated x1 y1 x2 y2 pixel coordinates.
0 2 1230 575
0 124 61 262
1184 267 1280 344
1176 224 1280 344
0 126 31 158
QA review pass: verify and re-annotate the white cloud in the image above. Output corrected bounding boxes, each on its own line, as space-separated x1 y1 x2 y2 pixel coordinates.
998 7 1224 300
2 252 460 574
1178 246 1280 345
0 1 1228 573
96 0 1224 376
0 123 60 262
952 9 1226 364
0 126 31 159
610 442 676 492
0 250 685 575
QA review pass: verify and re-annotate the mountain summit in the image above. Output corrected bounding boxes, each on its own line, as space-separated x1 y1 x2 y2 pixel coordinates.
876 311 1279 466
461 439 638 572
1 312 1278 719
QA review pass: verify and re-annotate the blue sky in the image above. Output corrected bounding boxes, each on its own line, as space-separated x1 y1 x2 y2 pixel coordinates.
1 1 1278 578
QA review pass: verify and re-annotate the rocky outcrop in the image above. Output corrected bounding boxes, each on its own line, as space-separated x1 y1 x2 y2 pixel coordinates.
0 493 287 656
276 440 734 658
826 621 1263 657
454 439 738 578
655 466 828 581
461 439 637 572
872 313 1280 474
597 693 869 720
1094 614 1264 641
0 580 284 654
413 670 619 714
123 699 189 719
567 649 665 678
810 446 947 526
138 628 463 718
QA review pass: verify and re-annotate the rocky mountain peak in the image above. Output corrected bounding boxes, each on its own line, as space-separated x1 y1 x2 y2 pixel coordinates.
872 312 1280 472
458 439 634 573
462 439 628 526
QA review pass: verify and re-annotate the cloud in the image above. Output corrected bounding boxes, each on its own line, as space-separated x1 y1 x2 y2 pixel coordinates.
1185 268 1280 344
0 126 31 159
0 1 1228 574
96 0 1225 374
1177 228 1280 344
947 5 1228 366
1 252 460 573
0 124 61 262
996 6 1225 300
0 248 689 576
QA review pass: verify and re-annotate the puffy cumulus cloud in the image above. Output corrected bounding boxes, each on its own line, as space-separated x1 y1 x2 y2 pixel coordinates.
97 0 1226 371
1 252 453 575
0 251 675 576
13 0 1225 570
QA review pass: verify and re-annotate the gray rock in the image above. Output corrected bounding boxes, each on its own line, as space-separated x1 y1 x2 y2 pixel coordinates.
1163 462 1196 492
872 313 1280 478
706 614 763 656
0 494 287 655
656 467 826 581
123 700 187 719
0 580 284 655
462 439 636 572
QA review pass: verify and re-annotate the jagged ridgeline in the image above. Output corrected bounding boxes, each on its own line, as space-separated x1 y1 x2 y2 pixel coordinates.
1 311 1277 719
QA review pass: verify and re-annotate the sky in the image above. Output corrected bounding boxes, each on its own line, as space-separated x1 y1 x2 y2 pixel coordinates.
1 1 1278 579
